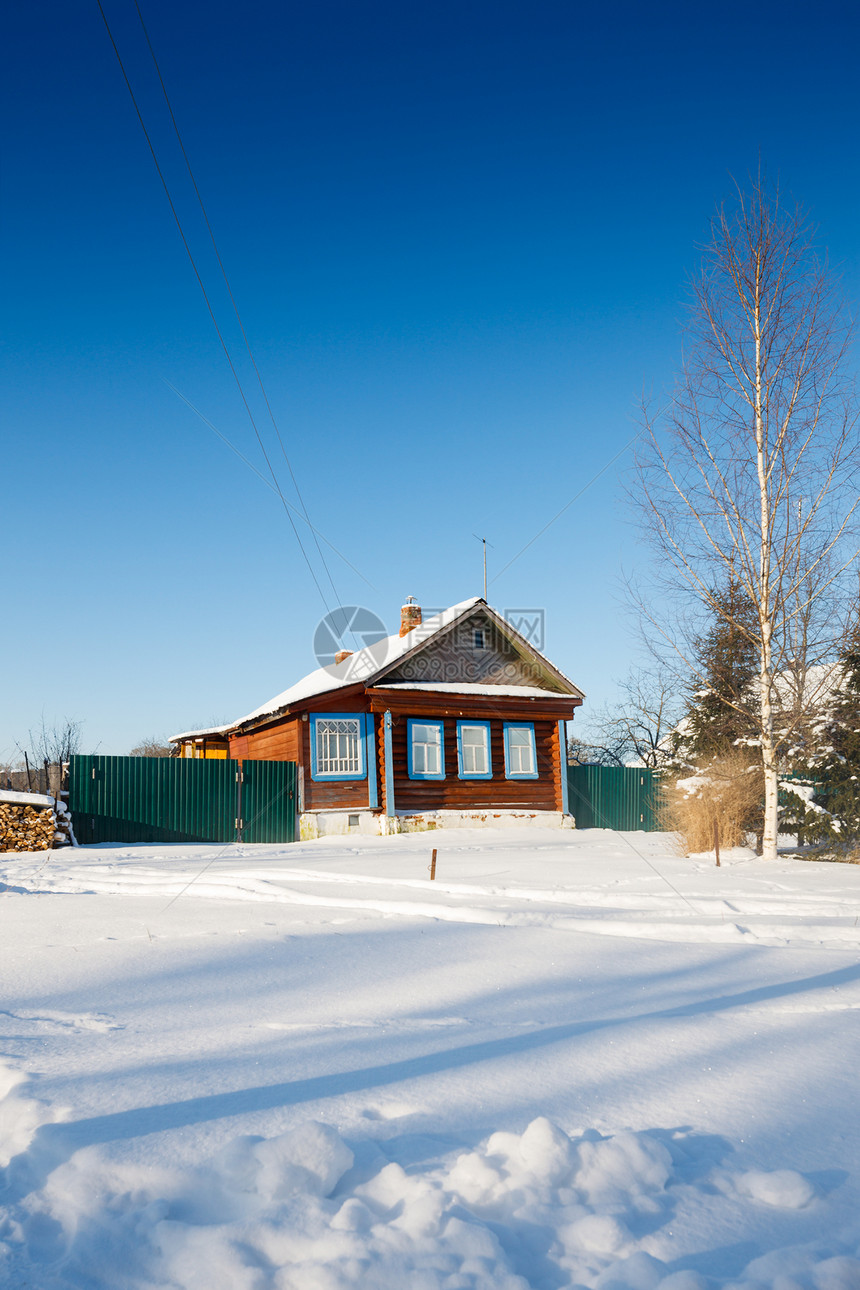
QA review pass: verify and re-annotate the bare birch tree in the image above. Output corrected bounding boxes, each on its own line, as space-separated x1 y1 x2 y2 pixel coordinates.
636 174 859 859
574 666 682 769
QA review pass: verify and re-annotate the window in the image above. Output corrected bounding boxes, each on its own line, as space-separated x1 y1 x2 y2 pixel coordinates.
504 722 538 779
407 719 445 779
310 714 366 780
457 721 492 779
474 628 485 649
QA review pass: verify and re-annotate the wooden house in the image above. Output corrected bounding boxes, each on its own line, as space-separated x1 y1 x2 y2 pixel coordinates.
170 598 584 837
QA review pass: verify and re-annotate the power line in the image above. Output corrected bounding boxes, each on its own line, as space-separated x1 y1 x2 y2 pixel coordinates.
492 434 638 585
95 0 332 613
131 0 343 612
164 381 376 589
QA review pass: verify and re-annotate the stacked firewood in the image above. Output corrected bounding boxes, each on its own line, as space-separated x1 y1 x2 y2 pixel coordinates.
0 799 74 852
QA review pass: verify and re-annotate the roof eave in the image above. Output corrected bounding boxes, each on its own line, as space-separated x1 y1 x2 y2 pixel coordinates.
232 681 369 735
481 603 585 698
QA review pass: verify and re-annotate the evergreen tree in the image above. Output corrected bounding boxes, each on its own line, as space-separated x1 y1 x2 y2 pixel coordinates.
808 623 860 849
683 577 759 761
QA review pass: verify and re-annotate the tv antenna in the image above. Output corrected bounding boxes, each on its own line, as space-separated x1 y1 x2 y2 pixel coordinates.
472 535 494 600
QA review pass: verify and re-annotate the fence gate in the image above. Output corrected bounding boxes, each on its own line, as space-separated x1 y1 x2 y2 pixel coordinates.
69 755 296 845
567 765 659 831
236 759 297 844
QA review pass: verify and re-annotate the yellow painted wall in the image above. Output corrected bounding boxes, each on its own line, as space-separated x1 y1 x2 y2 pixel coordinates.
180 743 229 760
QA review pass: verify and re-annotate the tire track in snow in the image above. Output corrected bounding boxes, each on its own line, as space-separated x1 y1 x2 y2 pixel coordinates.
7 864 860 948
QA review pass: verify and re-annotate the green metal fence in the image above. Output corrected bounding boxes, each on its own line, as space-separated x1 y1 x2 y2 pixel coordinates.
567 765 660 831
69 755 297 845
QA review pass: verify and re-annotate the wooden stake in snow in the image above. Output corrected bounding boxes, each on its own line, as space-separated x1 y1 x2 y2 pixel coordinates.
714 819 721 867
430 848 437 881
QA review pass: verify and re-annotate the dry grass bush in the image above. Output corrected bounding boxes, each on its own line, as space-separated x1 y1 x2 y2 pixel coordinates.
661 751 762 855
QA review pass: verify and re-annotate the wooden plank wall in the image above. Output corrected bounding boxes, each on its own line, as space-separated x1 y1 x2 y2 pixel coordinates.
229 692 376 812
385 713 562 813
229 719 299 763
300 713 373 810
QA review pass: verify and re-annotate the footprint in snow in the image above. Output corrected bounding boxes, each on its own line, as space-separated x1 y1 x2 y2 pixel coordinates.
261 1016 469 1032
7 1010 124 1034
361 1101 422 1121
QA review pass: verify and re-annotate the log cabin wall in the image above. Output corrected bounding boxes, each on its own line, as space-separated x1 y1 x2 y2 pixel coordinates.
377 712 390 813
228 687 371 799
375 705 564 814
299 708 377 810
229 718 299 763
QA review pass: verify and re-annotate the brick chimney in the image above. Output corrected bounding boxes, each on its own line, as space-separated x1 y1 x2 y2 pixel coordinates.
334 649 353 664
400 597 422 637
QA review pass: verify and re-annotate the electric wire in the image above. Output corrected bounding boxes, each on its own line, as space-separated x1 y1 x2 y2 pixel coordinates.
491 433 638 585
95 0 332 614
164 380 376 589
131 0 343 615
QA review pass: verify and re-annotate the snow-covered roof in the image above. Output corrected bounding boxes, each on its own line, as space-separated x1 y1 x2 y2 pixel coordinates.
169 723 234 741
170 597 582 742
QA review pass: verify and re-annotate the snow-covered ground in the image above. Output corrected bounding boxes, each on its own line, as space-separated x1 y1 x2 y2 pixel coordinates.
1 827 859 1289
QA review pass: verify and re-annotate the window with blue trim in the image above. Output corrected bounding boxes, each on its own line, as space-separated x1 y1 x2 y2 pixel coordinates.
310 713 366 780
457 721 492 779
504 722 538 779
407 719 445 780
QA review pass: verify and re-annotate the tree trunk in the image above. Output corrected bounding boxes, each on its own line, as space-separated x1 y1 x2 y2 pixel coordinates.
761 738 779 861
759 629 779 859
754 248 779 861
759 619 779 858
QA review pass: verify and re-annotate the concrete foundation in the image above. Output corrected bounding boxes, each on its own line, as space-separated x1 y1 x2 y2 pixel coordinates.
299 810 381 840
299 809 574 839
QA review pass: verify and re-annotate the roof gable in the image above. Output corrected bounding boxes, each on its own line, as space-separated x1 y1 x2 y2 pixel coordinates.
376 606 574 694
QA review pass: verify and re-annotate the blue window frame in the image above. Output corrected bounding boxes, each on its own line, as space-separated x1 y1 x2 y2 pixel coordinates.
407 719 445 780
310 713 367 780
457 720 493 779
503 722 538 779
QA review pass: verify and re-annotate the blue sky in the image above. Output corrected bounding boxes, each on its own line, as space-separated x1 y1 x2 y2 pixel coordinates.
3 0 859 757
